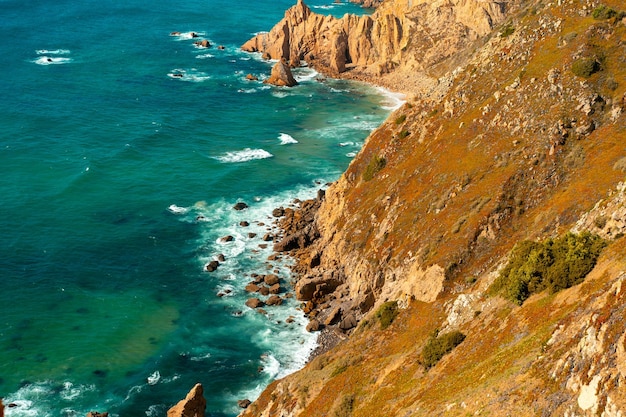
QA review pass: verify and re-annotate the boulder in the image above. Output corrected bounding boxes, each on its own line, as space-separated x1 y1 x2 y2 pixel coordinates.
245 74 258 81
240 221 250 227
167 383 206 417
217 254 226 262
248 232 257 238
86 413 108 417
295 271 343 301
264 59 298 87
339 314 357 331
269 283 282 294
220 235 234 242
204 261 219 272
306 319 321 332
262 233 274 242
238 399 252 409
246 298 265 309
233 202 248 210
194 39 211 48
259 286 270 296
272 207 285 217
264 274 280 285
324 306 342 326
266 295 283 306
245 283 260 293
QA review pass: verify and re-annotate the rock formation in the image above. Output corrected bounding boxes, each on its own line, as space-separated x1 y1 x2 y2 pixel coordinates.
242 0 511 83
264 58 298 87
167 383 206 417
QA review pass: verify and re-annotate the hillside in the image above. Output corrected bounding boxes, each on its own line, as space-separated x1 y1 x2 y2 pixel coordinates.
237 0 626 415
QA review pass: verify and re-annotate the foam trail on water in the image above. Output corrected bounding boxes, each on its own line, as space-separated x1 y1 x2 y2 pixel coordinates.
34 56 72 65
215 148 273 163
278 133 298 145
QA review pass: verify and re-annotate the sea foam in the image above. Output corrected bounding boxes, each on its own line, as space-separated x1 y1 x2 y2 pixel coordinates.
215 148 273 163
34 56 72 65
278 133 298 145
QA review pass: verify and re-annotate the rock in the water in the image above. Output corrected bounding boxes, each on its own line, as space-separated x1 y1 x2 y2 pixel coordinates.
194 39 211 48
269 283 282 294
245 283 260 293
245 74 258 81
272 207 285 217
238 399 252 409
264 58 298 87
217 254 226 262
266 295 283 306
205 261 220 272
246 298 265 309
87 413 109 417
264 274 280 285
167 383 206 417
220 235 234 243
233 202 248 210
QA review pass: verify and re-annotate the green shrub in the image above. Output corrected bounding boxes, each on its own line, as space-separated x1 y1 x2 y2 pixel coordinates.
500 23 515 38
421 330 466 369
394 114 406 125
398 129 410 139
375 301 398 329
490 232 606 305
362 155 386 181
334 394 355 417
572 58 600 78
592 5 618 20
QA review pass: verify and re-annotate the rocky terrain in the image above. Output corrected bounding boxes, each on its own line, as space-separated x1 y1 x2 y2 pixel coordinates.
233 0 626 415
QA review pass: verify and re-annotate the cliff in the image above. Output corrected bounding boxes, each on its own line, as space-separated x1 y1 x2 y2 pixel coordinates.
242 0 512 94
239 0 626 415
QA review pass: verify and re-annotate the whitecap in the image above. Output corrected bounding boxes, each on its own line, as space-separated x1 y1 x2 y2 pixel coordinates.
214 148 273 163
167 68 210 82
147 370 161 385
146 404 168 417
167 204 189 214
346 151 358 158
36 49 70 55
278 133 298 145
375 86 407 110
260 354 281 379
34 56 72 65
169 31 205 40
271 91 289 99
59 381 95 401
190 352 212 362
293 67 319 83
339 141 356 147
195 53 214 59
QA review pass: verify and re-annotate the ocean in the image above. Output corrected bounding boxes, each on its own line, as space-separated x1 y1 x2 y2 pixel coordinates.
0 0 399 415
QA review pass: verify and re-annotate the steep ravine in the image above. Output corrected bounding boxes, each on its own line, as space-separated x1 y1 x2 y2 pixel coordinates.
234 0 626 415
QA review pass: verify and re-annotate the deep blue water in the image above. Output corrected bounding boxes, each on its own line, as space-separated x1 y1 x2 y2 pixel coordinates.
0 0 398 415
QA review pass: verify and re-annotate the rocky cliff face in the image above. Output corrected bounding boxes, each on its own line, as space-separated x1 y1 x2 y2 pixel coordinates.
239 0 626 415
242 0 511 82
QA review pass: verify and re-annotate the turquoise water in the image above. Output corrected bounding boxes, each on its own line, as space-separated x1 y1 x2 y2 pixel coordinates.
0 0 396 415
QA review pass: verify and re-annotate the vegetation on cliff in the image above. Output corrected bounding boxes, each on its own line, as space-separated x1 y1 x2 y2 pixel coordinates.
490 232 606 304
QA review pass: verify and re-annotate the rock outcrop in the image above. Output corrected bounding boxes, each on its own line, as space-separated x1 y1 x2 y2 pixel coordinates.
167 383 206 417
265 58 298 87
242 0 512 84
